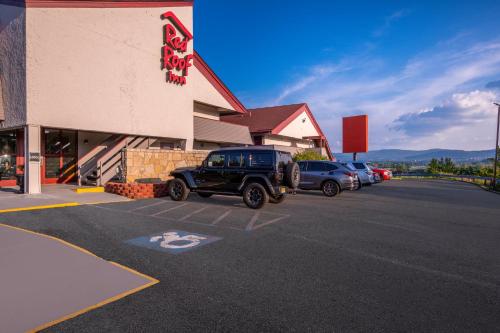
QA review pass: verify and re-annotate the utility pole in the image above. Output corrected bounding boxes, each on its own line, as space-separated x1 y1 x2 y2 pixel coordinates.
493 102 500 189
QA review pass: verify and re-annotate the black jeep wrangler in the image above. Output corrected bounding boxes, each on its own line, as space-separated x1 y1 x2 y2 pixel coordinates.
168 147 300 209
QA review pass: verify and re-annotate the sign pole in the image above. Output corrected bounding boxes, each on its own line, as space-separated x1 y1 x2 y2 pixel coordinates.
493 103 500 189
353 152 357 161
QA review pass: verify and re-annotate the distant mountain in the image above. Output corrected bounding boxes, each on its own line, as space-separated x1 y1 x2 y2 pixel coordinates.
334 149 496 163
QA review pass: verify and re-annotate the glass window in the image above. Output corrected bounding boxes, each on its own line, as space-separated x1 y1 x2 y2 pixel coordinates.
0 132 17 180
248 152 273 167
298 162 307 171
207 153 225 168
352 163 366 170
309 162 326 172
325 163 338 171
227 152 242 168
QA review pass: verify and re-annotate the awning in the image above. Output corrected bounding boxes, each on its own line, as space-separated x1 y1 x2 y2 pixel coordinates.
194 116 252 145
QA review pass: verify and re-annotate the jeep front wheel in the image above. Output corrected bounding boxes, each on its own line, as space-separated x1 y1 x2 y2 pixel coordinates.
243 183 268 209
168 178 190 201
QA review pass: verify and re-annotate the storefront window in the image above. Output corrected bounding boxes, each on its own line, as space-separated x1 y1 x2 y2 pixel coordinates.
0 132 17 180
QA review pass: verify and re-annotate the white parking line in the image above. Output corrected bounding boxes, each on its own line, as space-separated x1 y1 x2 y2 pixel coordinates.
252 215 290 231
245 212 261 231
211 210 232 225
178 206 209 222
129 200 168 212
151 203 188 216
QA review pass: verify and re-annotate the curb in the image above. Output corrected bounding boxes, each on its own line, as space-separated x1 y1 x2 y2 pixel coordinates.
0 202 80 214
74 187 105 194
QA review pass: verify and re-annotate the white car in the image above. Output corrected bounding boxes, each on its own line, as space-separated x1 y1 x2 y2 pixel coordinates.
341 162 375 186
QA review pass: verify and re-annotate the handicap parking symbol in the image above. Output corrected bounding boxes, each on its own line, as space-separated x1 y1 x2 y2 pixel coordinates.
126 230 222 254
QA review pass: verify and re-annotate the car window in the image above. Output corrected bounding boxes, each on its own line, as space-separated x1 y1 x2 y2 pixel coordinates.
342 163 356 171
309 162 326 172
277 151 293 164
298 162 307 171
207 153 225 168
352 162 366 170
227 152 243 168
248 152 273 167
325 164 338 171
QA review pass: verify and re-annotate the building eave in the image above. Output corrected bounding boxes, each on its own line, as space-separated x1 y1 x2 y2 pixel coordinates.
193 51 247 114
0 0 193 8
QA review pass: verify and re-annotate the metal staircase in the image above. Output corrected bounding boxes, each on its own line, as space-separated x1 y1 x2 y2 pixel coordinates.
78 135 150 186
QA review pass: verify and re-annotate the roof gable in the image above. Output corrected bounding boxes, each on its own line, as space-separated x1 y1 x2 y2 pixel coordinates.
193 51 246 114
221 103 306 133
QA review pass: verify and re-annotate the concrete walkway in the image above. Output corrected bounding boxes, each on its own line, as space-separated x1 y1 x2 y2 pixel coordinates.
0 223 158 333
0 184 130 212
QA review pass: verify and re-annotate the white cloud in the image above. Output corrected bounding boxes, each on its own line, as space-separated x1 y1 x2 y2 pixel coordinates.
265 37 500 151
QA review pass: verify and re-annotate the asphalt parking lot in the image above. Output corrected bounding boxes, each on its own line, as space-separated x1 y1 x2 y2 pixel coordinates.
1 180 500 332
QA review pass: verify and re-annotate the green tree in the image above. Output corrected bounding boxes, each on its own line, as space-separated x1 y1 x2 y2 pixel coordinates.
427 158 440 174
293 150 327 161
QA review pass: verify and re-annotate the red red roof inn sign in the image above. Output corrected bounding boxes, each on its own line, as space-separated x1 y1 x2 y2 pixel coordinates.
161 11 193 86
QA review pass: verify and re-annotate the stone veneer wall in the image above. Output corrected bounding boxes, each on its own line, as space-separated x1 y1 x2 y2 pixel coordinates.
125 149 209 183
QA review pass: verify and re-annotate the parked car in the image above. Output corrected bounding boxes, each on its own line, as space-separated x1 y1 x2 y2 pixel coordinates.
369 165 393 181
341 162 375 186
297 161 359 196
169 147 300 209
372 171 382 183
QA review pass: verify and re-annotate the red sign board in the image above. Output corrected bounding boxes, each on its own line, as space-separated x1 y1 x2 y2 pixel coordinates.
161 11 193 86
342 115 368 153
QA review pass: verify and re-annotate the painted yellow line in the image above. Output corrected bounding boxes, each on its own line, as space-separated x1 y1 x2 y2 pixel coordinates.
0 223 159 333
74 187 105 194
0 202 80 214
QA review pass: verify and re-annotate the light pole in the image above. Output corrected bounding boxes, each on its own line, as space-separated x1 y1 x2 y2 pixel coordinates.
493 102 500 189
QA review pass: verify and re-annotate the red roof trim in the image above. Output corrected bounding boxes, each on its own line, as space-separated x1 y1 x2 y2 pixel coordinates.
1 0 193 8
162 10 193 40
193 51 247 114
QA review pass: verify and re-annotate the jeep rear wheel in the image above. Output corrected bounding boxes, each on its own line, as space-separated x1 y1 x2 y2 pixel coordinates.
168 178 190 201
243 183 268 209
322 180 339 197
285 162 300 189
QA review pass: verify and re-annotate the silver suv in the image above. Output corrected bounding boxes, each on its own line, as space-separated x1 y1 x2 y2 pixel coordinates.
297 161 359 197
341 162 375 186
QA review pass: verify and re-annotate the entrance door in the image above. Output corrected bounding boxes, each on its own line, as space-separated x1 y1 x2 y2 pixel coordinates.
42 129 78 184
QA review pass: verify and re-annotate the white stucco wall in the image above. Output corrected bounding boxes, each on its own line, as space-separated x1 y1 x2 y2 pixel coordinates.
263 136 293 147
278 111 319 139
0 5 26 129
193 102 220 120
191 65 233 111
25 6 195 141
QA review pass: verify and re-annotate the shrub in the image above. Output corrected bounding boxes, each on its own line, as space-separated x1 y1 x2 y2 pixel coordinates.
293 150 328 162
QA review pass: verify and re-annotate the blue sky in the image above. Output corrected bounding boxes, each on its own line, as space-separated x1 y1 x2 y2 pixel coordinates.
194 0 500 151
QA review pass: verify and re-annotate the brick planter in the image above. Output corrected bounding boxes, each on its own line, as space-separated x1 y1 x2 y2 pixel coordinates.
105 181 170 199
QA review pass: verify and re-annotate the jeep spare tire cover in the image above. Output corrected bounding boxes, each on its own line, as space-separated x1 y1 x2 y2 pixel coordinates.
285 162 300 188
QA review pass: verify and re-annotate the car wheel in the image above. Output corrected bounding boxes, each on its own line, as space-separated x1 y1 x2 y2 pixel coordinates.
285 162 301 189
243 183 268 209
197 192 213 198
269 194 286 204
322 180 340 197
168 178 190 201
